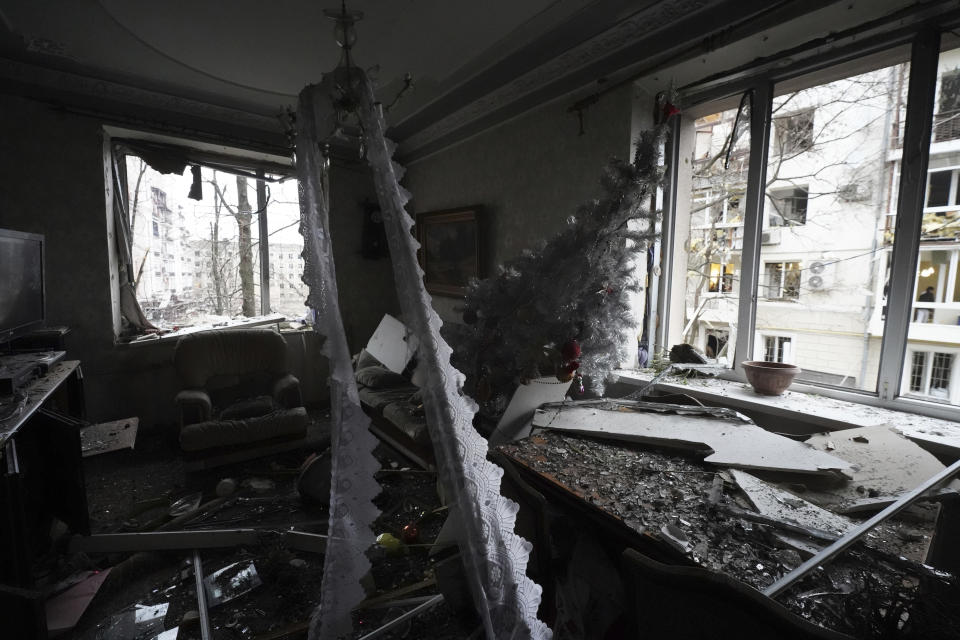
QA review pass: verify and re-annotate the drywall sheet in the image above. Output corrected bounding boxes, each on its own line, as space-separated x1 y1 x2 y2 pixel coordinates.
81 418 138 457
365 314 419 374
895 422 960 458
532 405 852 477
490 378 572 446
730 469 854 536
804 425 957 509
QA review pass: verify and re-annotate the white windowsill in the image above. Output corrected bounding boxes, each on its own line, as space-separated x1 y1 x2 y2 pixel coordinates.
119 313 287 347
614 368 960 458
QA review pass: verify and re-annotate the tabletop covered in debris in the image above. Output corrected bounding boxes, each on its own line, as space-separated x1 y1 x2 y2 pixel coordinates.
498 422 959 639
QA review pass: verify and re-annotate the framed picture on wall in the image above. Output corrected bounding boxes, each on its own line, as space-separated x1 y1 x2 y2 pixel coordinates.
416 207 481 296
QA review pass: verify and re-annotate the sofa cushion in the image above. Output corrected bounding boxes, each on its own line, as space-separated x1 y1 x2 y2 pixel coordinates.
219 395 274 421
382 402 430 445
356 366 408 389
358 385 418 412
180 407 308 452
175 328 288 389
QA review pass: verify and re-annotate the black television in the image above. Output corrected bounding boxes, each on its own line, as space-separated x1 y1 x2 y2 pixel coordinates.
0 228 45 345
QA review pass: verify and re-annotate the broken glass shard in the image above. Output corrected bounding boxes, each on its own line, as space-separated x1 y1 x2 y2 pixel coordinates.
203 561 262 607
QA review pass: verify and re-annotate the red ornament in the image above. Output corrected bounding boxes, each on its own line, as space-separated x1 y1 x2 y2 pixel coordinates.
561 339 581 362
662 102 681 120
401 523 420 544
556 361 580 382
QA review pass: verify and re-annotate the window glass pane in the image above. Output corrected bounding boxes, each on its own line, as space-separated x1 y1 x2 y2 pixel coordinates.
674 102 750 364
904 45 960 405
909 351 926 392
125 158 263 328
265 179 309 322
926 170 952 207
754 58 909 391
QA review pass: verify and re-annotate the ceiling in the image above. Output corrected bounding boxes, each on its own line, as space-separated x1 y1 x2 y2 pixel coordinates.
0 0 936 159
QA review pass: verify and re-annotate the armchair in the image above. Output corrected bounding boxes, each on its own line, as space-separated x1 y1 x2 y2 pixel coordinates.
173 328 309 452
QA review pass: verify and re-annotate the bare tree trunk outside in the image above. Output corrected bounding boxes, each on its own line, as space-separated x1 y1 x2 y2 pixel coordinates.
210 175 225 315
129 159 147 239
234 175 256 317
129 159 148 293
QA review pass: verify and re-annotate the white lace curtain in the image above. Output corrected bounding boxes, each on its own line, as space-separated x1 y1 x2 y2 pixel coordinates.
297 68 551 639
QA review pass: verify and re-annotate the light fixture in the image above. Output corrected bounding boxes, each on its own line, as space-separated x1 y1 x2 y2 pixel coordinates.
921 266 935 277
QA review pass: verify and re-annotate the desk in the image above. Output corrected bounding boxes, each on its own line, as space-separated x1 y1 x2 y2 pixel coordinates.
0 360 88 640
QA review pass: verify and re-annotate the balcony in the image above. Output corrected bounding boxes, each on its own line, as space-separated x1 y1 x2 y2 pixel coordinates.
909 302 960 343
934 109 960 143
891 109 960 147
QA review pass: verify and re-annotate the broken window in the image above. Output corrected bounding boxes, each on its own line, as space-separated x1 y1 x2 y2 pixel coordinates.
773 109 814 155
662 41 960 410
114 141 304 334
767 186 808 226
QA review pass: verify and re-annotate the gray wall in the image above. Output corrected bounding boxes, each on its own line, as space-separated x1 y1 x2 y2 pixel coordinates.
0 93 397 426
326 163 401 352
403 84 635 323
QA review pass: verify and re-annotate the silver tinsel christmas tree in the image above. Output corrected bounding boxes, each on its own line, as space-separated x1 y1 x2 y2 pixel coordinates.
453 100 678 413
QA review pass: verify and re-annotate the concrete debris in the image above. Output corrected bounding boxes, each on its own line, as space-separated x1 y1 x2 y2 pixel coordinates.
532 402 852 477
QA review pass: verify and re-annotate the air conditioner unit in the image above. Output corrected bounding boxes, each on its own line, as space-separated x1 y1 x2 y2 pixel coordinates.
761 229 781 245
804 260 836 291
839 182 871 202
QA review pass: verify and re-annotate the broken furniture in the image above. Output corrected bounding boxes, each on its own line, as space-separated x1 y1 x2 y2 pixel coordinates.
0 360 88 639
173 328 309 464
498 429 957 638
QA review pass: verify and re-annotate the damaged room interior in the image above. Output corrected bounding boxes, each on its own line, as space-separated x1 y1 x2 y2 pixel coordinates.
5 1 960 638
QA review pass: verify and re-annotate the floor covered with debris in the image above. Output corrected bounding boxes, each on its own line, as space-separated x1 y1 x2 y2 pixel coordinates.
35 392 960 640
41 411 477 640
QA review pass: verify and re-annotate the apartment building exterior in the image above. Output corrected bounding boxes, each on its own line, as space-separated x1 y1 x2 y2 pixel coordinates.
680 49 960 404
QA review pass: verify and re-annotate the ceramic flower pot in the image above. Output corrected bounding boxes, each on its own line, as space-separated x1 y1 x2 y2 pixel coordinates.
741 360 800 396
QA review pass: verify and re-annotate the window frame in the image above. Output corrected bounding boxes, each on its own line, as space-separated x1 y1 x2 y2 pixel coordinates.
659 26 960 421
107 128 298 339
756 332 796 364
773 108 815 155
762 260 801 300
767 186 809 226
902 346 960 402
